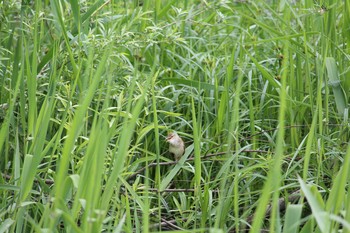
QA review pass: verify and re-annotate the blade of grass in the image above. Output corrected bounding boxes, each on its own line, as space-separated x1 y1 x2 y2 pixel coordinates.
52 48 110 212
159 144 194 191
326 57 347 117
282 204 303 233
191 97 201 190
298 177 330 232
250 30 290 233
100 69 151 210
325 143 350 216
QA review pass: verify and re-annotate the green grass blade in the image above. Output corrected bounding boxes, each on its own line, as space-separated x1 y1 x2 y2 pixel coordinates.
282 204 303 233
159 144 194 191
326 57 347 116
298 177 330 232
53 49 110 210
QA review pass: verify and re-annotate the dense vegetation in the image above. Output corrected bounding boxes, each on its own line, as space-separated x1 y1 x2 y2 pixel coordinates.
1 0 350 232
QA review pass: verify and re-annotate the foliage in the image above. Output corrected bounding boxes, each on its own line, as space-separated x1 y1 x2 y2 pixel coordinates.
1 0 350 232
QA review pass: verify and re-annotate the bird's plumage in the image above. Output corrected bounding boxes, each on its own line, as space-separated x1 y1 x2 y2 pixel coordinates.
166 132 185 161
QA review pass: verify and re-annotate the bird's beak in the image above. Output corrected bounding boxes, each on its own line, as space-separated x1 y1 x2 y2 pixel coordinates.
166 134 173 141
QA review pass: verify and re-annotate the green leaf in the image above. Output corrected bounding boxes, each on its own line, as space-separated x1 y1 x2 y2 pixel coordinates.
246 51 280 89
20 154 34 202
69 0 81 28
0 219 15 233
326 57 347 116
162 78 225 92
160 144 194 191
298 177 330 232
69 174 80 189
283 204 303 233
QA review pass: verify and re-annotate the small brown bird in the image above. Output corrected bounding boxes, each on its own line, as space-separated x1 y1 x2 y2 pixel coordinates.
166 132 185 161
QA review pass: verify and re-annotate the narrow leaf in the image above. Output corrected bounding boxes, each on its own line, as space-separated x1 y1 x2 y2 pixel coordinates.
326 57 347 116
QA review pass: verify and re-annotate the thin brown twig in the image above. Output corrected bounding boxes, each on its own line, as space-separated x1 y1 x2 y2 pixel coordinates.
150 216 188 230
126 149 267 181
159 217 183 230
2 150 267 186
2 173 54 185
137 187 220 193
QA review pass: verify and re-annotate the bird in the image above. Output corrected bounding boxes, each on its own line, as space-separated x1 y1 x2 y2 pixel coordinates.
166 132 185 161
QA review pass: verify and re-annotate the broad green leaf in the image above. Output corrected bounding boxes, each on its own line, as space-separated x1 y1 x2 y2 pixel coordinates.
69 0 81 28
298 177 330 232
19 154 34 202
326 57 347 116
160 144 194 191
283 204 303 233
0 219 15 233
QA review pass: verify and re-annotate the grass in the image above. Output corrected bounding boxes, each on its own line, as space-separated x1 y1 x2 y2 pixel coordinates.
1 0 350 232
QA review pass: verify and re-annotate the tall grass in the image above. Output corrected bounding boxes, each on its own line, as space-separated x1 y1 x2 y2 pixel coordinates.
1 0 350 232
